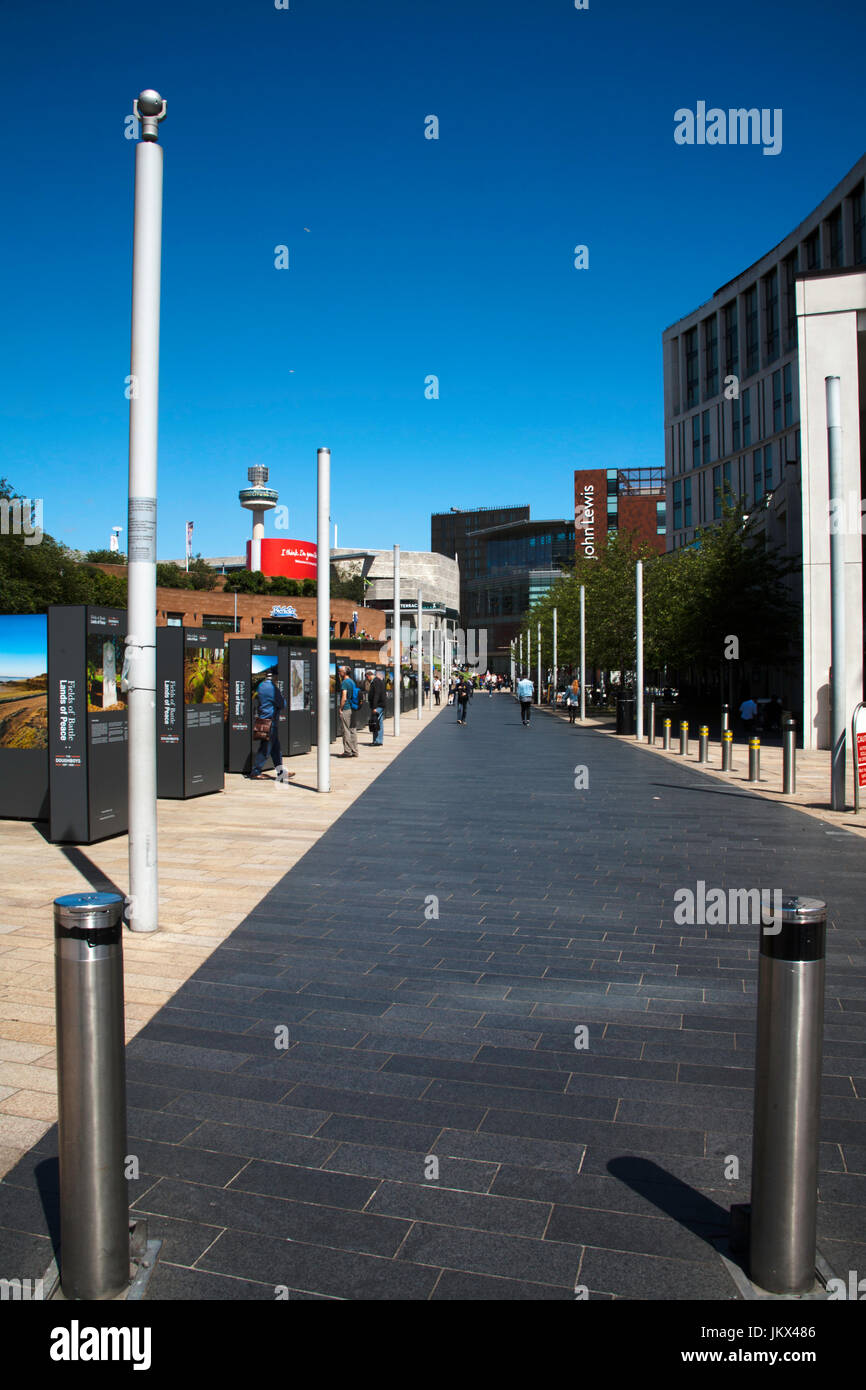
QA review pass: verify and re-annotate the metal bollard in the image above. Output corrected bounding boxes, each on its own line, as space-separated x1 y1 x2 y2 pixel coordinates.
749 736 760 783
699 725 709 763
749 896 827 1295
782 717 797 794
679 720 689 756
663 718 671 750
721 703 730 735
648 700 656 745
721 729 733 771
55 892 130 1300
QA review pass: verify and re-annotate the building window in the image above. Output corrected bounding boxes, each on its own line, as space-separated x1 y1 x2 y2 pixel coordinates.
723 460 731 497
732 395 741 451
723 300 739 379
712 466 722 519
202 614 237 631
763 269 779 364
853 183 866 265
703 315 719 398
804 228 821 270
783 252 798 351
656 500 666 535
702 410 712 464
692 414 701 469
828 206 843 268
764 442 774 491
744 286 759 374
742 387 751 446
685 327 699 408
772 370 782 433
683 476 692 528
673 481 682 532
783 363 793 427
753 450 763 503
166 613 184 627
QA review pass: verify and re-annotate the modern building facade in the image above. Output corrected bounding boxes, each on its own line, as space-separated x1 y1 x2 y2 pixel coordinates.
574 467 666 560
331 547 460 662
662 153 866 747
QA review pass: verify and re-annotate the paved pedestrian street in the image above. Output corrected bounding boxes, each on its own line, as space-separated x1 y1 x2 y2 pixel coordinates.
1 695 864 1300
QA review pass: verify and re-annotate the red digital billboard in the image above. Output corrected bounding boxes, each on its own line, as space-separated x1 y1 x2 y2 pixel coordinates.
246 538 318 578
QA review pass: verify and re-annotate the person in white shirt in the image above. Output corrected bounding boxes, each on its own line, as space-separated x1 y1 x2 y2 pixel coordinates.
516 676 534 725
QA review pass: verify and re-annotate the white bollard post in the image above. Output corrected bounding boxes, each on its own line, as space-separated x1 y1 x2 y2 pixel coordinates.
316 448 331 792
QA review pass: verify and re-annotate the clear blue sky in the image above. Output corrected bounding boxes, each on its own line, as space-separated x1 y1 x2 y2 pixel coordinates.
0 615 47 678
2 0 864 560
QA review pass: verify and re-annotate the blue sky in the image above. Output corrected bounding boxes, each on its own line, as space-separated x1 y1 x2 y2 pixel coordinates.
0 615 47 678
1 0 864 560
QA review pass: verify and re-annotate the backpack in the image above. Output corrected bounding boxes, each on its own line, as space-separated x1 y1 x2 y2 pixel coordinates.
347 679 362 711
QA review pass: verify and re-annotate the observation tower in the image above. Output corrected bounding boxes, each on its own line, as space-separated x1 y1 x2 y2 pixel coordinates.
239 465 278 572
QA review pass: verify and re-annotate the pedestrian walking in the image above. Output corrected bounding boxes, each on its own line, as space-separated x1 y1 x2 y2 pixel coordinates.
566 682 579 724
517 674 534 725
447 678 456 707
337 663 360 757
739 693 757 739
456 675 472 724
433 675 441 706
366 667 386 745
250 669 294 782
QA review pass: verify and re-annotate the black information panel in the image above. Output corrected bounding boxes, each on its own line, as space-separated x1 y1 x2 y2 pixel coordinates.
310 650 338 746
286 647 312 756
48 605 128 844
156 627 225 798
225 640 289 773
0 614 49 821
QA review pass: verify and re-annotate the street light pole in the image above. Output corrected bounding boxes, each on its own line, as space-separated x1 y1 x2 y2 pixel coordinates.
126 89 166 935
316 447 331 791
416 588 423 720
536 620 541 705
579 585 586 722
636 560 644 741
827 377 846 810
393 545 401 736
553 607 558 700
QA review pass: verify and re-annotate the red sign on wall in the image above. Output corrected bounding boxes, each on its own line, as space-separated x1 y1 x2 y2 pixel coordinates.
856 731 866 788
246 538 317 578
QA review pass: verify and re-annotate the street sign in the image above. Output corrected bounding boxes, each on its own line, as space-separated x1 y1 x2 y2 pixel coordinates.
852 703 866 813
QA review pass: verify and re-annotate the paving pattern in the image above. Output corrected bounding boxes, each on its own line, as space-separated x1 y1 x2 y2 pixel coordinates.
1 693 865 1299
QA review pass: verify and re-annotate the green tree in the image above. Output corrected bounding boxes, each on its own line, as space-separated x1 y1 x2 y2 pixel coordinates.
84 548 127 565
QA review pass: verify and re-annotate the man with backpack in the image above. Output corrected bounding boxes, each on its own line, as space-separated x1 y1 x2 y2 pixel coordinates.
337 664 360 757
366 667 386 745
249 670 294 782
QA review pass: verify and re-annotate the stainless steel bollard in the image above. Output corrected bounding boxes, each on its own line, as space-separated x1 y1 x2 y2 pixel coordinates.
721 703 730 735
648 700 656 745
749 896 826 1295
782 717 796 794
679 720 689 756
721 729 733 771
699 725 709 763
662 718 671 750
55 892 129 1300
749 736 760 783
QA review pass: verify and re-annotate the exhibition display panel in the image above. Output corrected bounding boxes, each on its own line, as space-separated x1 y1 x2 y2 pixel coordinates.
48 605 128 844
310 650 338 747
0 613 49 821
225 639 289 773
286 646 313 756
156 627 225 798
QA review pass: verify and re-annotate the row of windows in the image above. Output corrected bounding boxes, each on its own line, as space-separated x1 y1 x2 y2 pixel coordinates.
672 365 795 474
671 434 799 533
670 181 866 415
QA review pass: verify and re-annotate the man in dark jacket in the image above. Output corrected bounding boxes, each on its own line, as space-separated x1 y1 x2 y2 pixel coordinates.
250 672 293 781
456 676 472 725
366 668 386 745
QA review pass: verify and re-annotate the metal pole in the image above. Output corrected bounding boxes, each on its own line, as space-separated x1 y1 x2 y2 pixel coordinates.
722 729 733 771
579 585 586 722
749 896 826 1295
126 90 166 935
648 699 656 745
721 702 730 735
55 892 129 1300
536 621 541 705
233 591 237 634
663 718 671 750
749 736 761 783
827 376 846 810
519 632 523 675
699 725 709 762
416 588 422 720
782 717 797 794
316 448 331 791
679 720 689 756
527 626 531 690
635 560 644 741
393 545 401 736
553 607 558 701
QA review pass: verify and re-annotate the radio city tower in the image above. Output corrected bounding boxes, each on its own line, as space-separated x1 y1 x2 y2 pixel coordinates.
239 465 278 572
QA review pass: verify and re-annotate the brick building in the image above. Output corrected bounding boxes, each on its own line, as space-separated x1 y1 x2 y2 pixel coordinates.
574 467 667 560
